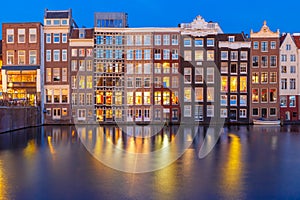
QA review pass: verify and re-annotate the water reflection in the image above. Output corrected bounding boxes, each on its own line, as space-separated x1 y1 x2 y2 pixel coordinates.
0 160 8 200
220 133 244 199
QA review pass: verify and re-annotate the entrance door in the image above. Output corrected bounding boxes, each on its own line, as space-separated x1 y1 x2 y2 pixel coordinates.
229 109 237 121
285 111 290 121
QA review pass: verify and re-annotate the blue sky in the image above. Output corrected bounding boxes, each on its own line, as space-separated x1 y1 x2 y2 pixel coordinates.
0 0 299 38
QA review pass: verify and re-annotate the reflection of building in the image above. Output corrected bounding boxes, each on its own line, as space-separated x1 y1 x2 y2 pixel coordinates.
250 21 280 121
43 9 77 124
217 33 251 123
180 16 223 123
70 28 95 123
1 22 43 104
279 33 300 121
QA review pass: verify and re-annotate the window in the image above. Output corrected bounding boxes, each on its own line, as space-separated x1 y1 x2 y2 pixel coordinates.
53 68 60 82
207 87 214 102
195 68 203 83
79 49 85 57
53 50 60 61
290 66 296 73
172 49 178 60
62 50 67 61
79 76 85 89
240 51 248 60
78 109 86 120
221 109 227 118
280 96 287 107
270 72 277 83
291 55 296 62
207 105 214 117
154 49 161 60
46 89 52 103
29 28 37 43
252 89 259 103
281 55 287 62
53 33 60 43
221 62 228 74
252 56 258 67
220 95 227 106
240 63 247 73
195 38 203 47
62 33 67 43
271 41 276 49
270 56 277 67
228 36 235 42
135 92 142 105
144 35 151 45
261 89 268 103
154 91 161 105
261 72 268 83
261 41 268 52
207 50 214 61
270 108 276 116
163 63 170 73
172 91 179 104
172 63 178 73
252 72 259 83
18 29 25 43
135 35 142 45
154 35 161 45
62 89 68 103
71 76 77 89
171 35 178 45
240 95 247 106
252 108 259 116
281 66 287 73
230 76 237 92
53 20 60 25
195 105 204 121
127 50 134 60
240 77 247 92
135 77 142 88
184 38 191 47
195 88 203 102
62 68 67 82
184 105 192 117
269 89 277 103
144 92 151 105
184 87 191 102
240 109 247 118
207 68 214 83
172 77 179 88
230 95 237 106
6 51 14 65
53 108 61 119
221 76 228 92
281 79 287 89
72 49 77 57
154 63 161 74
86 76 92 89
290 96 296 107
184 50 192 61
221 51 228 60
144 63 151 74
207 38 214 47
163 35 170 45
135 49 142 60
163 49 170 60
253 41 259 49
195 50 204 61
71 60 77 71
184 68 191 83
290 79 296 90
7 29 14 43
230 63 237 74
230 51 238 61
105 50 112 59
261 56 268 67
127 77 133 88
18 51 25 65
163 91 170 105
79 94 85 105
29 50 37 64
144 49 151 60
286 44 291 50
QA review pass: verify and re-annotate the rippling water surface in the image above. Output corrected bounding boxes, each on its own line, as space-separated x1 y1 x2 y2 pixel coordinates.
1 125 300 200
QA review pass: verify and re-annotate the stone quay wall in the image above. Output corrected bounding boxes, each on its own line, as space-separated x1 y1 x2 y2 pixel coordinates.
0 107 41 133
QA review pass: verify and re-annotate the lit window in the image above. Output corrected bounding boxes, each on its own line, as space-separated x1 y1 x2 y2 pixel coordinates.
184 87 191 102
207 87 214 102
207 50 214 61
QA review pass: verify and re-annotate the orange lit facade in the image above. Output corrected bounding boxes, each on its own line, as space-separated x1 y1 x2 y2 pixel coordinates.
250 21 280 121
1 22 42 104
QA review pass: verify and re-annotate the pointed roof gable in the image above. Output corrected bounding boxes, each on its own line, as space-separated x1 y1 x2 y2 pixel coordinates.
250 21 280 38
292 34 300 49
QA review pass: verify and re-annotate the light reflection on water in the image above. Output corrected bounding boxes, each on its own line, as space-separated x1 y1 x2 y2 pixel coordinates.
0 125 300 199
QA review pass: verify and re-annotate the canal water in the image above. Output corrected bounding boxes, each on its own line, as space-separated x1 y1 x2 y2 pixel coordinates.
1 125 300 200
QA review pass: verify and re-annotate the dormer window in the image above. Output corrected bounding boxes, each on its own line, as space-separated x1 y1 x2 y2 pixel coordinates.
53 20 60 25
62 19 68 25
46 20 51 25
79 30 85 39
228 36 235 42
